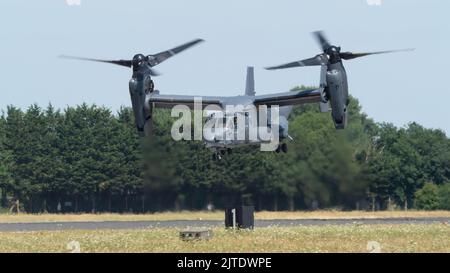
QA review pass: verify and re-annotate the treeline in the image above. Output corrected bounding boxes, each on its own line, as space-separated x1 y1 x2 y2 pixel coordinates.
0 90 449 212
0 104 142 212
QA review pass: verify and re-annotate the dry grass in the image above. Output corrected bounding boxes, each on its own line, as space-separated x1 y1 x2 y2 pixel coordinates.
0 210 449 223
256 210 450 219
0 224 449 253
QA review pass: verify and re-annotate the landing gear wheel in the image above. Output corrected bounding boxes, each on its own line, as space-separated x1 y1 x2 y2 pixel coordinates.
281 143 288 153
212 151 223 161
276 145 281 153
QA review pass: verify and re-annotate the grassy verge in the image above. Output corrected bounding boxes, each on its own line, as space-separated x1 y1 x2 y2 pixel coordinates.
0 224 448 253
0 210 449 223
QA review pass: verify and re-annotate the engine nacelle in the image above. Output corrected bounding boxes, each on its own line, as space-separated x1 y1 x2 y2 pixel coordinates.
129 78 146 132
326 69 343 93
325 69 347 130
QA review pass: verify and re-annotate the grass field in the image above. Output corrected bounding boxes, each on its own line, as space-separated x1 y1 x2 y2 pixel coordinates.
0 224 449 253
1 210 450 223
1 211 449 253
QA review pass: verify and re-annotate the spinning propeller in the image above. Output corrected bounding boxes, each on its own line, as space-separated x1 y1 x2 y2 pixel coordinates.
265 31 414 70
60 38 205 76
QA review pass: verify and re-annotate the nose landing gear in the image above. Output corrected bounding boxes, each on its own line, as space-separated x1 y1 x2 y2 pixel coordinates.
212 153 221 161
212 148 233 161
275 143 288 154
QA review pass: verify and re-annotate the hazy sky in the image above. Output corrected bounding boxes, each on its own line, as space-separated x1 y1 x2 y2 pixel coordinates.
0 0 448 135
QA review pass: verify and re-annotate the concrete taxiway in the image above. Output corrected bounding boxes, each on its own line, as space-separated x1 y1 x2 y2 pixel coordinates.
0 217 449 232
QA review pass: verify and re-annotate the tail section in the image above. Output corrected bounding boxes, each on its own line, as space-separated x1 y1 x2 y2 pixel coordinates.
245 66 255 96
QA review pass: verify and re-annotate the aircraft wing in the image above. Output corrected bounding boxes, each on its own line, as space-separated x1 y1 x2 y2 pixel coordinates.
253 88 324 107
148 94 224 109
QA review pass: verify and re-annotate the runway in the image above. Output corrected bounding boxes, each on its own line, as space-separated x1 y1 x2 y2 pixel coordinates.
0 217 449 232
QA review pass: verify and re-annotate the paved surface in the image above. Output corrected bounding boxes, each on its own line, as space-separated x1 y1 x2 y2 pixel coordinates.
0 217 449 232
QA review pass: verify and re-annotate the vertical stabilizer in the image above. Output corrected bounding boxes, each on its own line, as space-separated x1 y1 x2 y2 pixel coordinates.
245 66 255 96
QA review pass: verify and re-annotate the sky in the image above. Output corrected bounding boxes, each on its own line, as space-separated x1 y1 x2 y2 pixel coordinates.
0 0 449 135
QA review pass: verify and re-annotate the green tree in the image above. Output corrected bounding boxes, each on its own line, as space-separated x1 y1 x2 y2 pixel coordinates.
414 183 439 210
0 113 12 207
368 123 424 210
279 93 370 209
4 106 28 204
438 183 450 210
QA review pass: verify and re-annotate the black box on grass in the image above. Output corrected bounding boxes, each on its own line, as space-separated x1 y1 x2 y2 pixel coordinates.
224 206 254 229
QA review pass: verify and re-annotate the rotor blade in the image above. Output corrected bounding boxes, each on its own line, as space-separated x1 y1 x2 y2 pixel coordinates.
147 38 204 67
265 54 328 70
148 67 161 77
59 55 133 68
340 48 415 60
313 31 332 51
